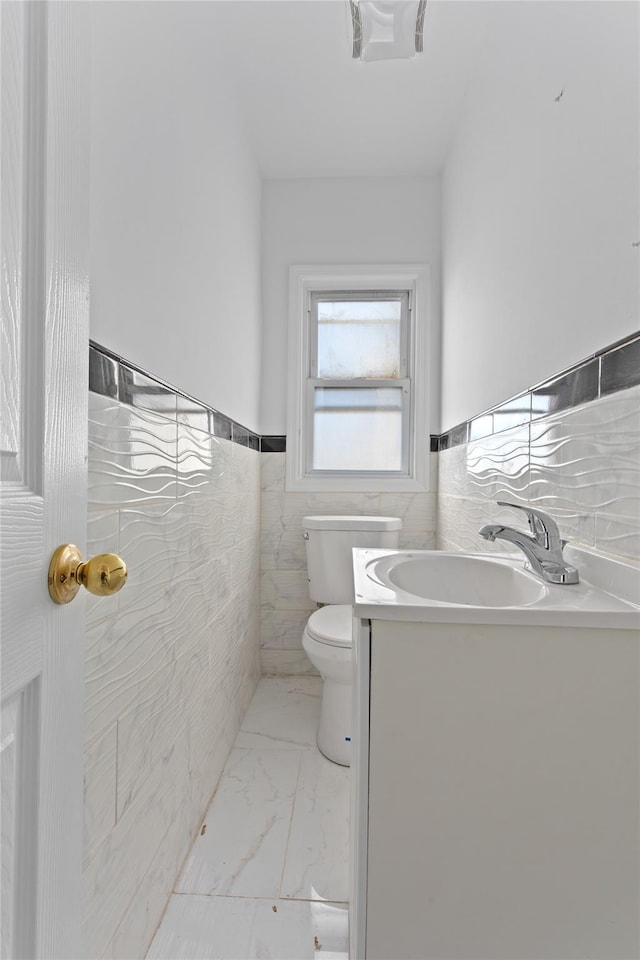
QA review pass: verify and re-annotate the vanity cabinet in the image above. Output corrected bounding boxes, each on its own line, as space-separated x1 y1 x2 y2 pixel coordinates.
351 617 639 960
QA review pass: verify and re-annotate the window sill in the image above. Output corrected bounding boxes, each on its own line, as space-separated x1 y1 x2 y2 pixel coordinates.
285 475 429 493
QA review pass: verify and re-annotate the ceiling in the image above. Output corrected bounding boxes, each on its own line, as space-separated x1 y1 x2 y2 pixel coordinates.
208 1 493 179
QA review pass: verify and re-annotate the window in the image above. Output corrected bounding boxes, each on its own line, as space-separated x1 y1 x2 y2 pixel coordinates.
309 291 410 474
287 265 430 491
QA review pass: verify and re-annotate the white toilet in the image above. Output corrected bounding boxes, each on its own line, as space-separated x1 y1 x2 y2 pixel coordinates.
301 515 402 766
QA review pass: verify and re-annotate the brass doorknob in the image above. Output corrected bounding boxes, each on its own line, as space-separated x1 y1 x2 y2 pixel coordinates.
48 544 128 605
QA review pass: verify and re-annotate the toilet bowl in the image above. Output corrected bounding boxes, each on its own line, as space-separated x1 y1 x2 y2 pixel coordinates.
302 605 353 766
301 515 402 766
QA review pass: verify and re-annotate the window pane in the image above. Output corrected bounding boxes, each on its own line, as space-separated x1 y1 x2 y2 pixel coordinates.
316 300 401 378
312 387 403 471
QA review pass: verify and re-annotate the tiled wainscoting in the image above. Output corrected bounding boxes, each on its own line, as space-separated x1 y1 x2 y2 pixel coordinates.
438 383 640 564
84 384 261 958
84 332 637 958
260 453 438 676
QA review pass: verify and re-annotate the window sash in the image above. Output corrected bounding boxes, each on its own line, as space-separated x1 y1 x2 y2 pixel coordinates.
304 378 412 477
309 290 410 380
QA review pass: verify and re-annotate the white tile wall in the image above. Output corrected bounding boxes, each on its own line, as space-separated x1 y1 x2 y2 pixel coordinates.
259 453 438 675
84 392 261 959
437 386 640 565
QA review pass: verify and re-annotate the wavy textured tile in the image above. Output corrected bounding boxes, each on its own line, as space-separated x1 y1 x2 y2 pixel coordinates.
110 805 200 960
437 491 596 557
84 732 192 960
86 510 121 627
89 393 178 506
466 426 531 499
438 428 531 503
115 652 202 820
117 503 187 613
437 388 639 564
529 391 640 519
436 495 506 554
84 724 117 868
84 605 177 745
595 515 640 561
176 424 230 498
85 391 261 956
437 444 468 498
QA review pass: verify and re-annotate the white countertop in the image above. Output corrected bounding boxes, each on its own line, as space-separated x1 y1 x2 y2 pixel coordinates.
352 549 640 630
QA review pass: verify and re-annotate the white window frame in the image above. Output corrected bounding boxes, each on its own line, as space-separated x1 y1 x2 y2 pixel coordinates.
307 290 411 477
286 264 430 492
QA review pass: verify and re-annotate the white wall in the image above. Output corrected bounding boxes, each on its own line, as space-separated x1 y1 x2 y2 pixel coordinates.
90 2 263 433
260 176 441 435
441 0 640 430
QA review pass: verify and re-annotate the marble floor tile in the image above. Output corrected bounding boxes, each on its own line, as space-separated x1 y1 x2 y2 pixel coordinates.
176 748 301 898
147 677 349 960
281 749 350 903
147 894 349 960
234 677 322 750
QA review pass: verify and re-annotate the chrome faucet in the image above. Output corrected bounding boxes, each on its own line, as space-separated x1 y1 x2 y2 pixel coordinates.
479 502 579 584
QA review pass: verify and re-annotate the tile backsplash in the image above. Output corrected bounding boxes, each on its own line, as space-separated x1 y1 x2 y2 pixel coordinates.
84 384 260 959
437 384 640 564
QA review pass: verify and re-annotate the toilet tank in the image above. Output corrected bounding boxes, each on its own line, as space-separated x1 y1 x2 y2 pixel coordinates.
303 515 402 604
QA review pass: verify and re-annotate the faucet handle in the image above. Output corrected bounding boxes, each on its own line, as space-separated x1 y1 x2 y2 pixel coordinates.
496 501 564 550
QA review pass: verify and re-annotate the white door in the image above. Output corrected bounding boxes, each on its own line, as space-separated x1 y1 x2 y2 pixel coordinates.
1 3 89 957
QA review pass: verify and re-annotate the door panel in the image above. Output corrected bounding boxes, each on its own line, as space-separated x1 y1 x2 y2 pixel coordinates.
1 2 89 957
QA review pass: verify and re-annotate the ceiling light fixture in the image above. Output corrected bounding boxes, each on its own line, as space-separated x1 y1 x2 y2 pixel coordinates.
350 0 427 62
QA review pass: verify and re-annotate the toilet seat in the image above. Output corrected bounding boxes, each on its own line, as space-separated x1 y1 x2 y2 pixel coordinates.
302 608 353 766
306 604 352 648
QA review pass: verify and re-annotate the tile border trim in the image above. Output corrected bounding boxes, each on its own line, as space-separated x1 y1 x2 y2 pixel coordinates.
89 341 262 449
91 330 638 456
260 436 287 453
434 330 640 451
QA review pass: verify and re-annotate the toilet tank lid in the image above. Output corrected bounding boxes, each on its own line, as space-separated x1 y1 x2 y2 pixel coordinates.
302 515 402 531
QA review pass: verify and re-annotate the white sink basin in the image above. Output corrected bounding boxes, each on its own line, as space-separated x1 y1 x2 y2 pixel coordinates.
366 552 546 607
353 549 640 628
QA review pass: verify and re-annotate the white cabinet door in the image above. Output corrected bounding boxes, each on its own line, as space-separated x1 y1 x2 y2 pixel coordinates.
366 619 639 960
1 3 89 956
